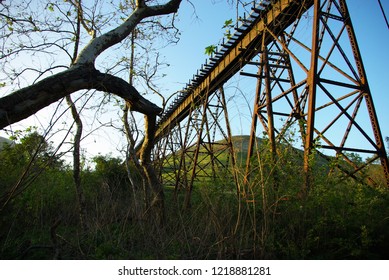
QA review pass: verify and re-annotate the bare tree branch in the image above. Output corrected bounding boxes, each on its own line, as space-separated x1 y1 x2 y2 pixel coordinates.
74 0 181 66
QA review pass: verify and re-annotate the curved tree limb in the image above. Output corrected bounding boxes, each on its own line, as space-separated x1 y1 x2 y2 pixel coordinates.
74 0 181 66
0 0 182 129
0 66 162 129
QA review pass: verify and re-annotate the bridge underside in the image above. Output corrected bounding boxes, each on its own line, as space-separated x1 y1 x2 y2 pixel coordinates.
152 0 389 207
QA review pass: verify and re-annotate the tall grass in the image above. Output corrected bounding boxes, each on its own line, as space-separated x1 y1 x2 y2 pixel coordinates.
1 138 388 259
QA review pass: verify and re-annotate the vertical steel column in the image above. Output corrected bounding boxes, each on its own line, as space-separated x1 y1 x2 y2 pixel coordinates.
184 89 211 209
262 37 278 183
219 86 240 197
172 122 187 201
339 0 389 186
303 0 321 191
152 0 389 211
244 64 264 188
178 85 241 208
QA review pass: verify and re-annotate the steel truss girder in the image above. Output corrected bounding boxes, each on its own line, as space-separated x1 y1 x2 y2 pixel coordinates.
155 0 315 142
155 87 239 208
153 0 389 201
244 0 389 188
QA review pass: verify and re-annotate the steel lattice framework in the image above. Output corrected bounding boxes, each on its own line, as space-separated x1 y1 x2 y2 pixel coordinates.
152 0 389 206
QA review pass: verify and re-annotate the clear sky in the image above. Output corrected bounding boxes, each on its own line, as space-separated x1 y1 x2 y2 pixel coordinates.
166 0 389 142
1 0 388 161
158 0 389 155
161 0 389 97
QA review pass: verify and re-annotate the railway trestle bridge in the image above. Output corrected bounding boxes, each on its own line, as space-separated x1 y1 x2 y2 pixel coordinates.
150 0 389 207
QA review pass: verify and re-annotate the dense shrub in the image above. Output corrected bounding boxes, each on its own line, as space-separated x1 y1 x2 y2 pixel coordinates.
0 132 388 259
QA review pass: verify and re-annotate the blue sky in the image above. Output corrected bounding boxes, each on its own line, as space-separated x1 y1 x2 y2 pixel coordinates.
1 0 388 160
158 0 389 151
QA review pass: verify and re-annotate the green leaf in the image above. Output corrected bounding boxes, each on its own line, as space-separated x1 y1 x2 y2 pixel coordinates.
224 30 232 40
119 3 125 11
6 18 13 26
222 19 233 29
48 3 54 12
204 45 217 56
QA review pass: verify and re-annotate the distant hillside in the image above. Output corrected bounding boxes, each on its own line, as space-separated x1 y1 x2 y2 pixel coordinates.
230 135 263 153
211 135 339 171
229 135 332 166
222 135 301 155
227 135 384 183
186 134 304 168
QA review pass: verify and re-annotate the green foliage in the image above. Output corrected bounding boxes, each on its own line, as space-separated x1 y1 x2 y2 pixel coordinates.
1 131 389 259
0 129 64 190
204 45 217 56
93 155 124 177
47 3 55 12
222 19 234 29
234 137 389 259
91 154 131 193
204 18 235 56
222 18 234 40
0 129 76 259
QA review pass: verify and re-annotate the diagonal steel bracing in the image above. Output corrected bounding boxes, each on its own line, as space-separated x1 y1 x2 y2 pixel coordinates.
155 0 315 141
153 0 389 204
241 0 389 189
157 87 239 208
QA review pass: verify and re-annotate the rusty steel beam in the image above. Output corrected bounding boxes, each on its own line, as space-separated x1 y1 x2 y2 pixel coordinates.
303 0 321 190
155 0 314 141
339 0 389 185
241 0 389 188
153 0 389 191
